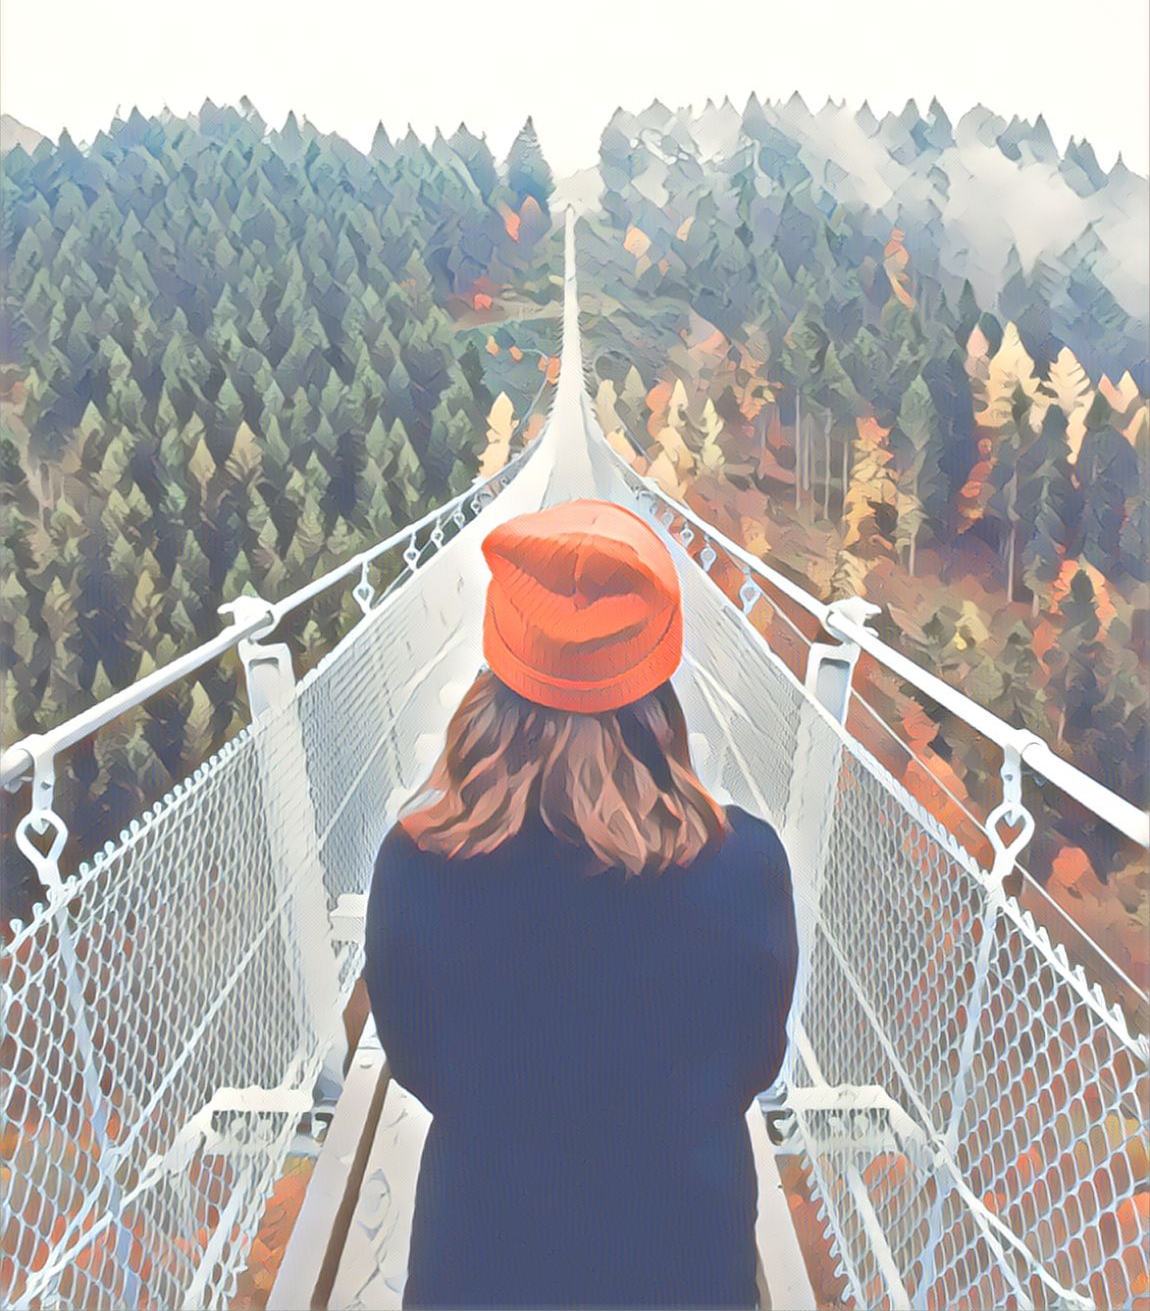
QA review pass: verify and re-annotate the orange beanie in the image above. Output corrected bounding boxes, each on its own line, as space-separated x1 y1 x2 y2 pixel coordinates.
481 499 683 714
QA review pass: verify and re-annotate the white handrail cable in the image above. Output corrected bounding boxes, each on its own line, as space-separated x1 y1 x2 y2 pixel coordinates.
0 442 537 793
607 457 1150 849
4 210 1147 847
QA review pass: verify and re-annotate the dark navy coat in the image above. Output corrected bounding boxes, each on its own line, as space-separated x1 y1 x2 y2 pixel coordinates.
364 804 799 1309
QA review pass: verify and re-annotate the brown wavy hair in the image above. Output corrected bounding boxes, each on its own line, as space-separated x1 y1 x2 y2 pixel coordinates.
398 669 729 877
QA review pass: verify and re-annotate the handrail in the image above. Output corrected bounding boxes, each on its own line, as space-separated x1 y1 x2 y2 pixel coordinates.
5 283 1146 846
0 441 538 793
823 605 1150 847
610 458 1150 849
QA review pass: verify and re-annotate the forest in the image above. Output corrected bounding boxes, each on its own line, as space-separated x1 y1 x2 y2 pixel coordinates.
0 98 1146 1007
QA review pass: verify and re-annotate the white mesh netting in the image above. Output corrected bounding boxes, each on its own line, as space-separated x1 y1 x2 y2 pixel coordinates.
3 410 1147 1310
616 461 1150 1311
1 458 536 1310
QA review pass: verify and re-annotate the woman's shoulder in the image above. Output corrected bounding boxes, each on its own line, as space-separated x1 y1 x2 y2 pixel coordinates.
713 805 793 899
369 819 427 903
722 805 789 865
374 818 415 869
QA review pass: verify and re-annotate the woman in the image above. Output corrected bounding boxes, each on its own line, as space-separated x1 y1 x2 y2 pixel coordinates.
365 498 799 1309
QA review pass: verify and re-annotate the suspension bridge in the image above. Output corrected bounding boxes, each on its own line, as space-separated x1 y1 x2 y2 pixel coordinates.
2 210 1147 1311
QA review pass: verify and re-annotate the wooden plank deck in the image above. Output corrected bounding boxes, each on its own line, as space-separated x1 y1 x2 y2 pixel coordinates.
270 1023 817 1311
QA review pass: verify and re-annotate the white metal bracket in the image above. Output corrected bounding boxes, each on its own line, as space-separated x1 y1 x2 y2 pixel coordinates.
785 1083 935 1169
824 595 883 635
220 595 295 720
805 642 861 725
353 560 376 615
12 734 68 895
218 594 278 641
329 893 368 945
807 597 882 725
139 1084 315 1184
986 738 1036 883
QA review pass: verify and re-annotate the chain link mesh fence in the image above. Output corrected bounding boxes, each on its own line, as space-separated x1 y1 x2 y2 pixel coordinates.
1 460 531 1310
3 430 1146 1311
619 460 1150 1311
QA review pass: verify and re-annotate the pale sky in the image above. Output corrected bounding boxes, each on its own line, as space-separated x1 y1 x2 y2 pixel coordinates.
2 0 1147 177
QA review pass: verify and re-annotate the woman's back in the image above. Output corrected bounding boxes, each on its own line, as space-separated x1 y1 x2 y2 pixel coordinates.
365 802 798 1308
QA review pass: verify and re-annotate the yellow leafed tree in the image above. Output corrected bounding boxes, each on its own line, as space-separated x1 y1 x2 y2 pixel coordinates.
981 322 1044 428
698 399 726 477
832 416 897 598
595 380 648 471
959 322 1043 531
1042 347 1094 464
646 377 696 499
1099 372 1149 447
841 417 897 551
478 393 515 478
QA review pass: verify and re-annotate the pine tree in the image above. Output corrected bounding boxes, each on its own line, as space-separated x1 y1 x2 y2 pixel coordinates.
892 376 945 576
1019 405 1077 615
380 419 426 523
781 311 827 510
987 383 1040 602
505 118 554 214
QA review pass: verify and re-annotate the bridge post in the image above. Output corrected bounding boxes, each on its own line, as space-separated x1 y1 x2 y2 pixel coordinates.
223 599 348 1102
780 599 879 1118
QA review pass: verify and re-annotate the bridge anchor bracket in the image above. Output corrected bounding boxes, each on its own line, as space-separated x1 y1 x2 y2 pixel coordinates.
806 598 881 726
12 735 68 896
985 740 1036 884
219 596 297 721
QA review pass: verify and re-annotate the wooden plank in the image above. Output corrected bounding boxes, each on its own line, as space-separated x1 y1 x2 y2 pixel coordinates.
748 1103 819 1311
325 1077 433 1309
267 1021 390 1311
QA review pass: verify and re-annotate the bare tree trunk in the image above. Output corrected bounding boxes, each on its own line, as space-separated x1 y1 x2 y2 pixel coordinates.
1005 470 1019 601
39 460 51 528
806 411 813 494
841 433 849 522
794 389 801 510
800 410 806 498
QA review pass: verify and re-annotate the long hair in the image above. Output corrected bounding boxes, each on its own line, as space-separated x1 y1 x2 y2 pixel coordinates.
398 669 729 877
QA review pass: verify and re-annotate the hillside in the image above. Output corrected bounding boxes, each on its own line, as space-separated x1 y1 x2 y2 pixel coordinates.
570 97 1149 1004
576 95 1148 387
0 114 46 155
1 99 1146 1004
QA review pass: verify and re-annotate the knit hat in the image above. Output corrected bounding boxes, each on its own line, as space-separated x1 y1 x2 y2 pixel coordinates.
481 499 683 714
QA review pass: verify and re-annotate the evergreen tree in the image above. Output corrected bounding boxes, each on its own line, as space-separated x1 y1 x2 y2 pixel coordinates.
505 117 554 214
1019 405 1078 615
892 375 945 575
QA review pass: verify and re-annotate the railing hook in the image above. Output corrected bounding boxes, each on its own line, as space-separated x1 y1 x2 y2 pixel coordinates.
13 735 69 896
218 595 279 642
824 596 883 637
352 560 376 616
986 739 1035 879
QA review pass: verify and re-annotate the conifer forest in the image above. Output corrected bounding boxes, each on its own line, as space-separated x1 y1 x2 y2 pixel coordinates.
1 96 1147 1013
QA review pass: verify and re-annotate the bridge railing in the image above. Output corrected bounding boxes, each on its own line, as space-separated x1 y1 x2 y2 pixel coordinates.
600 443 1149 1311
4 412 1148 1311
0 443 537 1311
603 451 1149 1007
